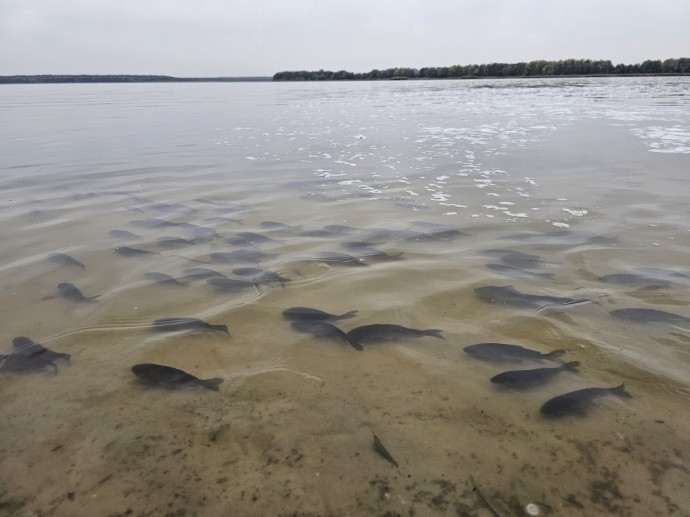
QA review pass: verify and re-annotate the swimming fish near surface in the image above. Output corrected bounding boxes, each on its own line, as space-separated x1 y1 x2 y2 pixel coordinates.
315 252 368 267
463 343 566 363
474 285 588 309
57 283 99 303
109 229 143 240
232 268 290 287
0 337 71 374
182 268 227 279
540 384 631 417
346 324 444 348
610 308 690 325
491 361 580 389
598 273 671 288
206 277 256 291
486 263 555 279
282 307 358 321
115 246 159 257
131 363 223 391
290 321 362 351
48 253 86 270
210 250 268 264
372 432 399 468
152 317 229 335
144 272 188 287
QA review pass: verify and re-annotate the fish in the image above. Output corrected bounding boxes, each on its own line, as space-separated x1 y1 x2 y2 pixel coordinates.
210 250 268 264
48 253 86 270
225 232 280 245
610 308 690 325
474 285 588 308
540 384 631 417
353 247 404 262
182 268 227 279
315 252 368 267
152 317 229 335
232 268 290 287
323 224 359 234
0 353 58 374
109 229 143 240
299 229 339 238
290 321 362 351
490 361 580 389
260 221 302 232
598 273 671 288
206 277 256 291
115 246 159 257
144 272 188 287
282 307 358 321
129 218 180 228
12 336 71 363
463 343 566 363
131 363 223 391
486 263 554 279
57 283 99 303
156 236 197 247
203 216 244 224
482 249 554 269
346 324 444 348
181 225 219 242
372 432 399 468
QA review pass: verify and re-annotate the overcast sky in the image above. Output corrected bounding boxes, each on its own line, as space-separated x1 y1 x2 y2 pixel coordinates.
2 0 689 77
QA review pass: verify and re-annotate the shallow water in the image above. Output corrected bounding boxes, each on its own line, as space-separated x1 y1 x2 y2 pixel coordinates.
1 77 689 516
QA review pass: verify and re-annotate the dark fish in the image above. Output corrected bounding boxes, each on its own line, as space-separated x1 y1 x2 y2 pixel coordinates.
540 384 631 417
260 221 302 232
486 263 554 279
315 252 368 267
299 229 339 238
483 249 553 269
182 268 227 279
354 247 404 262
234 232 280 244
129 218 180 228
115 246 159 257
185 225 219 241
490 361 580 389
290 321 362 351
463 343 566 363
203 216 244 224
12 336 71 363
283 307 358 321
156 236 197 247
341 241 381 250
475 285 587 308
598 273 670 288
210 250 268 264
144 272 187 287
206 277 256 291
152 317 229 335
131 363 223 391
232 268 290 287
109 229 143 240
323 224 358 234
372 432 399 468
0 353 57 374
346 324 444 348
610 308 690 325
57 283 99 303
48 253 85 270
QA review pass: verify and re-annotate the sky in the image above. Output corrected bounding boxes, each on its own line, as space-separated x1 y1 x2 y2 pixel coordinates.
1 0 689 77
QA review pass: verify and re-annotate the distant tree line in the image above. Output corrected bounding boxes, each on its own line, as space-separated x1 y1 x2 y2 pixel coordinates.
273 58 690 81
0 75 272 84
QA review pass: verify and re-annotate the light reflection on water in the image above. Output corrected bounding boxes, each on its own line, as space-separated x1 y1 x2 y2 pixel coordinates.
0 77 689 516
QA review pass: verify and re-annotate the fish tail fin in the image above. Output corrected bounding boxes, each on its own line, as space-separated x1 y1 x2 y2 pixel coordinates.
200 378 224 391
338 310 359 320
563 361 580 371
347 338 364 351
611 383 632 398
211 324 230 335
423 329 445 340
546 349 566 360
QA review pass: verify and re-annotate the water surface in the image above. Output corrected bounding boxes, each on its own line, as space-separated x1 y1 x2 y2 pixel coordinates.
1 78 689 516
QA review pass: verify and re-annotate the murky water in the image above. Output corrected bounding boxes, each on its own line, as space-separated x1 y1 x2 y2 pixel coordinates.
1 78 689 516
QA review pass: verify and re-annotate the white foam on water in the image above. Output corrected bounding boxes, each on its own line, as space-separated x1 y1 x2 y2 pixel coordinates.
552 222 571 228
562 208 588 217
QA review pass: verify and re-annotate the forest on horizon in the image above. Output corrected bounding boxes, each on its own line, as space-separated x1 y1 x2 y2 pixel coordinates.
273 58 690 81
